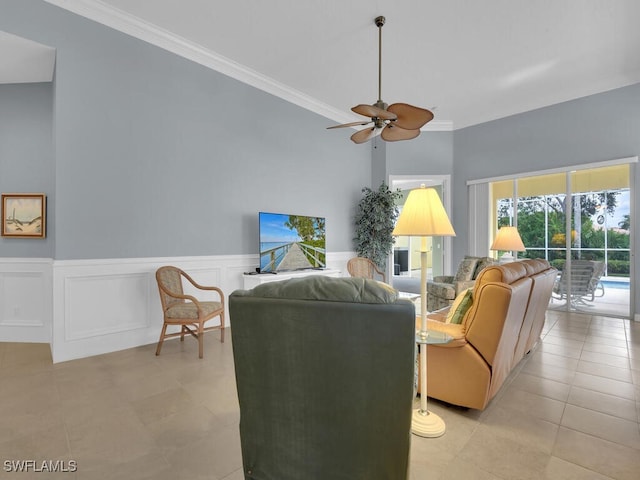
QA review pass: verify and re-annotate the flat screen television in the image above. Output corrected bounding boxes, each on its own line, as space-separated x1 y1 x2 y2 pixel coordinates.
259 212 326 273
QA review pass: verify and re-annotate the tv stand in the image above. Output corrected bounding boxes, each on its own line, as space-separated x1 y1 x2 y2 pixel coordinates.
242 268 342 289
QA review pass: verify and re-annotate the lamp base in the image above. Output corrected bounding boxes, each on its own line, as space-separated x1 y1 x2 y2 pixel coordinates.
411 408 446 437
499 252 515 264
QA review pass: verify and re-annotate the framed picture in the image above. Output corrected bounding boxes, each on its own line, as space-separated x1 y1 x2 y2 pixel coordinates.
1 193 46 238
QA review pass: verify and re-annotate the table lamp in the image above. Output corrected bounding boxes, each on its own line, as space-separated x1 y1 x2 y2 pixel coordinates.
392 185 455 437
490 226 525 263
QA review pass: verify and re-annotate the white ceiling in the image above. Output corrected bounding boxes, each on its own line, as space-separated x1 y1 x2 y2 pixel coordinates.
14 1 640 129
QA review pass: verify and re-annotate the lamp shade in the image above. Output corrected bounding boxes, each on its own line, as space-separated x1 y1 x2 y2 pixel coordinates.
490 226 526 252
393 185 456 237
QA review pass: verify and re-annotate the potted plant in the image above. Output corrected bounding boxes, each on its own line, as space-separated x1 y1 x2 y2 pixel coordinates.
354 183 402 268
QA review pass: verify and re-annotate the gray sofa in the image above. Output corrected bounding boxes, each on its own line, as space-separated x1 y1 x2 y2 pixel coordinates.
229 275 415 480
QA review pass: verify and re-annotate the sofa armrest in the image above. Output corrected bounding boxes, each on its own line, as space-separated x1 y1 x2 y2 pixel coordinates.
414 309 449 330
426 305 451 322
425 319 467 347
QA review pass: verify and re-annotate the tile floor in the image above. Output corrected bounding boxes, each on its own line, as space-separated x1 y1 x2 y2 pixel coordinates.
0 310 639 479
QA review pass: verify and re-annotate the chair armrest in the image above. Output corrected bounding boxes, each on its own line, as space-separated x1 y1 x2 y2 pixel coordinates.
159 291 201 311
372 265 386 283
180 271 225 302
157 283 196 303
433 275 454 283
454 280 475 293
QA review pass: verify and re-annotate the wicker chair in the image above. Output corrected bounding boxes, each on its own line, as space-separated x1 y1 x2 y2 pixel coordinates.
347 257 386 283
155 266 225 358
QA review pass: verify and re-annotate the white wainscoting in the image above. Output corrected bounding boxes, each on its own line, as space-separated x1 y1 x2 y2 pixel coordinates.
0 258 53 344
51 254 251 363
0 253 353 362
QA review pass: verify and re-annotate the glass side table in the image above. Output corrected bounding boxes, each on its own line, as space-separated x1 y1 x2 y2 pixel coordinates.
398 291 421 315
413 329 452 437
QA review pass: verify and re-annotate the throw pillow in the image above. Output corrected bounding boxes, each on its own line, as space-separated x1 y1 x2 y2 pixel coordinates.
445 288 473 324
454 257 479 282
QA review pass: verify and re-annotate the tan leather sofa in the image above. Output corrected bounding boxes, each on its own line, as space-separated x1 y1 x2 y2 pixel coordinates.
422 259 557 410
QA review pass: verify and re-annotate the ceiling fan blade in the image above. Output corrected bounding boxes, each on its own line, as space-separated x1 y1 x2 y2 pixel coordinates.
351 127 378 144
326 120 373 130
387 103 434 130
351 104 397 121
381 124 421 142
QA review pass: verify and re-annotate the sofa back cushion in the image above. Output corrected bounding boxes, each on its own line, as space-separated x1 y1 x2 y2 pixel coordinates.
463 262 532 364
473 261 529 287
521 258 550 276
237 275 399 304
518 259 556 356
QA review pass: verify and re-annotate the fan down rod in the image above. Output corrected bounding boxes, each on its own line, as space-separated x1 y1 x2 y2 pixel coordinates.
375 15 385 104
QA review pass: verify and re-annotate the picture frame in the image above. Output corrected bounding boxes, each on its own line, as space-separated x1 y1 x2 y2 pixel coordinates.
1 193 46 238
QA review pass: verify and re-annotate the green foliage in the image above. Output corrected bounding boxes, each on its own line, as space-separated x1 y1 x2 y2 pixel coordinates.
354 183 402 269
608 260 630 276
618 214 630 230
608 228 630 249
285 215 325 243
515 211 547 248
512 188 631 280
285 215 326 266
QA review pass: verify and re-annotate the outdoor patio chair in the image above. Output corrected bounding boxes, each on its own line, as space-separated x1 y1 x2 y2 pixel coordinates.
552 260 605 305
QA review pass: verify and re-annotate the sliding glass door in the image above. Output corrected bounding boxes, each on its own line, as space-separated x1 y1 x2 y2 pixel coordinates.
490 164 631 318
565 167 631 316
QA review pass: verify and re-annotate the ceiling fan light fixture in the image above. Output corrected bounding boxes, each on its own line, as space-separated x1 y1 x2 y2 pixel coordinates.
327 15 434 144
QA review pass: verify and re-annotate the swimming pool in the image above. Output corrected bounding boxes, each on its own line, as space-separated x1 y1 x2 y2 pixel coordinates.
600 279 630 290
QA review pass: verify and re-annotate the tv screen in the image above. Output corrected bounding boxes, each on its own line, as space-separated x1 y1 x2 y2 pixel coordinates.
259 212 326 273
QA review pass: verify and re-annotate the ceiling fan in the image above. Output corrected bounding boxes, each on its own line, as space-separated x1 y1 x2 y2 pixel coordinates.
328 16 434 144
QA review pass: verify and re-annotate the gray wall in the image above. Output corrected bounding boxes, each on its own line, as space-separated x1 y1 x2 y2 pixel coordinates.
454 83 640 314
387 131 454 176
0 82 54 258
1 0 370 260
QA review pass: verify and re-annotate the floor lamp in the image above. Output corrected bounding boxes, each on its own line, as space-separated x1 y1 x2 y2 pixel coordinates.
393 185 456 437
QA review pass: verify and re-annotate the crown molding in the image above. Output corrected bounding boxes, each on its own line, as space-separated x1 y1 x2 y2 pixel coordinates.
44 0 453 131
